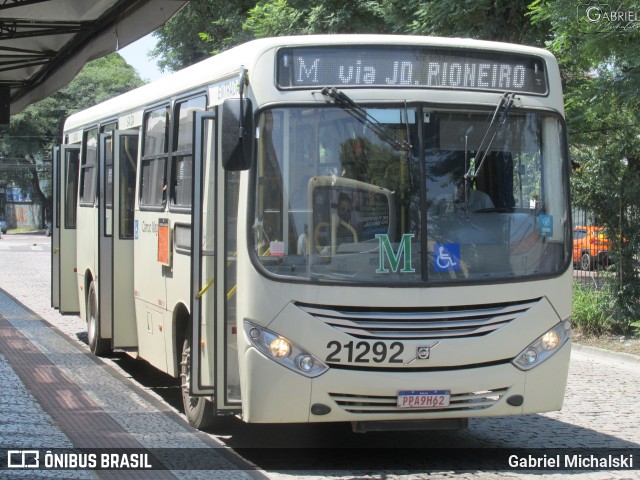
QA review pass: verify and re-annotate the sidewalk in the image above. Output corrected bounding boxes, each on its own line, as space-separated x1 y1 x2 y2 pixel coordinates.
0 287 262 479
572 342 640 366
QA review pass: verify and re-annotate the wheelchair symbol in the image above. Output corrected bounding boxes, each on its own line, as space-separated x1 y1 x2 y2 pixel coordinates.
434 243 460 272
436 246 457 269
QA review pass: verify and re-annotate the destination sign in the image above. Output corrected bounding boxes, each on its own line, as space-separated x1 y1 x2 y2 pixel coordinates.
277 46 547 95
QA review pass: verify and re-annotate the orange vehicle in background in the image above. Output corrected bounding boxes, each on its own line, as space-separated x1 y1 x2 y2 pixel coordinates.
573 226 611 270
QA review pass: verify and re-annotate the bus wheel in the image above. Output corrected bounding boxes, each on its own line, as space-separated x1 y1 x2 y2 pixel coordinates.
180 337 215 429
87 281 111 356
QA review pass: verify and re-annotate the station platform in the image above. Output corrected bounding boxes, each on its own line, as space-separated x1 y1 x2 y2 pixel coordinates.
0 287 262 479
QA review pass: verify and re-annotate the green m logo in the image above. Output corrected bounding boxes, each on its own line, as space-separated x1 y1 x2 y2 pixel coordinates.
375 233 415 273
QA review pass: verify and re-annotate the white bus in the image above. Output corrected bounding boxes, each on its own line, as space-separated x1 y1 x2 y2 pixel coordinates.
52 35 572 432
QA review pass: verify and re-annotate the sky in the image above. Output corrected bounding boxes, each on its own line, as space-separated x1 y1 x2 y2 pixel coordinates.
118 33 165 82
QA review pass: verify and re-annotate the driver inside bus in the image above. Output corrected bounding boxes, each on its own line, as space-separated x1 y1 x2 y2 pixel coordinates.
453 178 494 212
430 174 494 215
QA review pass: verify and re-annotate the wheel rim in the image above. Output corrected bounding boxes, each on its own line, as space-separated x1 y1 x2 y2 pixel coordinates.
581 253 590 270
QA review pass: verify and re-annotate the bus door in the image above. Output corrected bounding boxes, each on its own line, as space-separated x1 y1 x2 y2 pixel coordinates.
51 146 60 309
112 130 139 348
98 131 139 349
57 144 81 314
98 133 114 342
190 111 241 411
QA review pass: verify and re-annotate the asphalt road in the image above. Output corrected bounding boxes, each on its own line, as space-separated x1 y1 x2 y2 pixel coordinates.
0 232 638 479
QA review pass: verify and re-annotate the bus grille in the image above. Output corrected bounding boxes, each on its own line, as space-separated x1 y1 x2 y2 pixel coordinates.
298 299 539 340
329 388 508 414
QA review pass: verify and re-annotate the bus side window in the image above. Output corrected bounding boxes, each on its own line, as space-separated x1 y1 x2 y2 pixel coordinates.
255 111 283 254
65 150 80 228
171 95 206 209
120 136 139 238
140 106 169 208
79 127 98 206
100 122 117 216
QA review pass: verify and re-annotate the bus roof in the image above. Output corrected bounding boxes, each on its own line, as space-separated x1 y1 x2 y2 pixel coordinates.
63 34 558 133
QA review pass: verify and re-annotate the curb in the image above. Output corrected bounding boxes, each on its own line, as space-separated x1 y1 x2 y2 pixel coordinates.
572 342 640 365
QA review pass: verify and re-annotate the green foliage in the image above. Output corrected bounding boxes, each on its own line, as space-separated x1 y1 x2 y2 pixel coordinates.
299 0 391 34
1 54 143 162
58 55 144 112
0 54 144 219
531 0 640 324
151 4 213 71
572 283 624 335
153 1 404 69
409 0 550 45
153 0 547 69
153 0 257 69
243 0 394 38
243 0 302 37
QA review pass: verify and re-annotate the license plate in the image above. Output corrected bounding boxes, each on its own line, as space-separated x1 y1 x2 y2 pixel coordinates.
397 390 450 408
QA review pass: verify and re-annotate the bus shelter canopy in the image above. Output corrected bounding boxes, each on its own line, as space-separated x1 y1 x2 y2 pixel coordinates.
0 0 187 121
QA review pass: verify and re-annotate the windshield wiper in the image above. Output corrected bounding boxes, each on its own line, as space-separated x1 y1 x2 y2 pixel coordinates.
321 87 412 153
465 92 516 184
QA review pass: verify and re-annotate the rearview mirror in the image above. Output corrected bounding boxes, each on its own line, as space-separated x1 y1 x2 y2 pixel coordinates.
221 98 253 171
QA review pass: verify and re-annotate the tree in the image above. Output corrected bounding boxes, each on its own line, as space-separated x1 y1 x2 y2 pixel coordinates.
406 0 551 45
244 0 393 37
151 0 258 71
153 1 553 71
0 54 144 227
530 0 640 326
152 0 394 68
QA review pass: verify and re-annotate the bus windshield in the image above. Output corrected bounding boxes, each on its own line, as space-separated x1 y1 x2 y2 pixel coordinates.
252 105 569 285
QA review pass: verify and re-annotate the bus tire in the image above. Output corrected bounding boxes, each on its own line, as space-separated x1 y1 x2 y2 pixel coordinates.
180 337 215 429
87 281 112 356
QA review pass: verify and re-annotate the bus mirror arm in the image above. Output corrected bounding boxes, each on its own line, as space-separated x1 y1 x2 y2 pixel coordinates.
237 66 247 140
221 67 252 171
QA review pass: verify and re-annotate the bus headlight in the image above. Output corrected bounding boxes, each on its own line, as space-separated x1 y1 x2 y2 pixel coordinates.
269 337 291 358
512 320 571 371
540 330 560 350
244 321 329 378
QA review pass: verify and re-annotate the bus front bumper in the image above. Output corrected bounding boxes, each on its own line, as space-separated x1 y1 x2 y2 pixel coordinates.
240 339 571 424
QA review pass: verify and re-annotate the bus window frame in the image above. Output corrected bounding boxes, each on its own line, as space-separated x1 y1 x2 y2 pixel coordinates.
100 121 118 238
139 104 170 211
116 131 140 241
63 146 80 229
169 92 208 213
247 103 572 288
101 124 118 201
79 126 99 207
